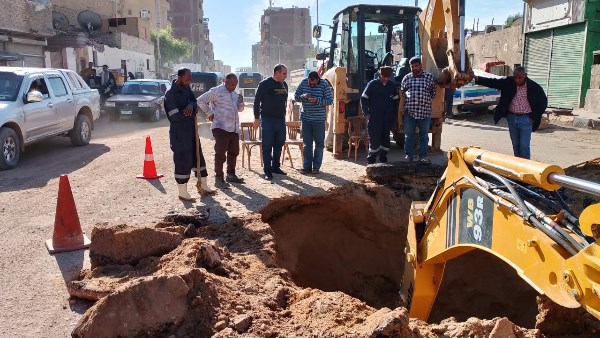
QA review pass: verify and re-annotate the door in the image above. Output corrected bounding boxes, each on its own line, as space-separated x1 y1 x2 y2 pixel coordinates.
22 76 57 141
47 74 75 130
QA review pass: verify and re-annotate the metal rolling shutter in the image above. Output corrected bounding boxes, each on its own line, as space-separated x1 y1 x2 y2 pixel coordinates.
524 30 552 93
547 23 586 109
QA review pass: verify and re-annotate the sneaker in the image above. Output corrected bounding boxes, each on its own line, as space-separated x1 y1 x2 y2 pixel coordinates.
225 174 245 183
312 169 320 174
298 168 310 174
404 155 413 162
263 174 273 181
272 168 287 175
419 157 431 164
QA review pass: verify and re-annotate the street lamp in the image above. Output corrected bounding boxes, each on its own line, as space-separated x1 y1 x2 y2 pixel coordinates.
190 23 200 63
271 35 284 65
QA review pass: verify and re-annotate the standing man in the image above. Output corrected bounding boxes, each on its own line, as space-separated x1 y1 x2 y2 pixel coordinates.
164 68 215 201
360 66 399 164
471 67 547 159
100 65 117 104
400 56 436 163
197 73 245 187
294 71 333 174
80 62 95 84
253 64 289 181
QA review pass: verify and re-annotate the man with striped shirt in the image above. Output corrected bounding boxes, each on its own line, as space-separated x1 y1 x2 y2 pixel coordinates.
294 71 334 174
197 73 245 187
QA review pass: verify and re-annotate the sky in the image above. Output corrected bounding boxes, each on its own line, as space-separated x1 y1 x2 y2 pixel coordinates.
203 0 525 70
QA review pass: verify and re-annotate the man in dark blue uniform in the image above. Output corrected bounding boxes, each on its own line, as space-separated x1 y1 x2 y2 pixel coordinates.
164 68 215 201
360 66 399 164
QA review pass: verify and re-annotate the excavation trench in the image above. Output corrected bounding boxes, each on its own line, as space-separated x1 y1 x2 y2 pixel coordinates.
261 182 539 327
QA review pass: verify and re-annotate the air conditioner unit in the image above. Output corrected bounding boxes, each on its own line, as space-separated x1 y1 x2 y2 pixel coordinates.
140 9 151 19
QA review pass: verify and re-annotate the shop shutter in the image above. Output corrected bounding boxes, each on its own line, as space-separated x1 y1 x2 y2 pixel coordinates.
524 30 552 93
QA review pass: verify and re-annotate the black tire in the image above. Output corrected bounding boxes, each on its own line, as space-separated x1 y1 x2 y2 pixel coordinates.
0 127 20 170
70 114 92 146
149 107 161 122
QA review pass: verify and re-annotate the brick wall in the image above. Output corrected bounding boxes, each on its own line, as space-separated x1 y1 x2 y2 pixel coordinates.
0 0 53 36
466 24 523 73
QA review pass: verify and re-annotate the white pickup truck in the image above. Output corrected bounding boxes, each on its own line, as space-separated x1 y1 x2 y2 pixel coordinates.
0 67 101 170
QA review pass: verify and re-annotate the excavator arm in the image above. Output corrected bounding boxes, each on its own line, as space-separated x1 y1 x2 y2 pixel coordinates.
401 147 600 321
419 0 473 87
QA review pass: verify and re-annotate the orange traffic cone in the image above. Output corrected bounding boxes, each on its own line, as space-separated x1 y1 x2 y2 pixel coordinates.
45 175 91 254
137 135 163 179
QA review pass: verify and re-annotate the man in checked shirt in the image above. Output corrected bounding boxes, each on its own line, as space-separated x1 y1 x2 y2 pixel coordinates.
471 67 547 160
400 56 437 163
197 73 245 187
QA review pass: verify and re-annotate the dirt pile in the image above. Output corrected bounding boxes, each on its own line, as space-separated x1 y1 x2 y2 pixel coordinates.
68 182 599 337
562 158 600 214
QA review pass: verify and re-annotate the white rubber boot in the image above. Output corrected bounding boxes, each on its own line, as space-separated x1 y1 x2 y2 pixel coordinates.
200 177 216 196
178 183 196 202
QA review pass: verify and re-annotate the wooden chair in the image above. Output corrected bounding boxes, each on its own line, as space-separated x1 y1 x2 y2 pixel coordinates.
240 122 262 171
281 121 304 168
346 116 369 161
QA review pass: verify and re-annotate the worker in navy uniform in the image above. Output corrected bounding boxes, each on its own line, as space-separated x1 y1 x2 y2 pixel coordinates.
360 66 399 164
164 68 215 201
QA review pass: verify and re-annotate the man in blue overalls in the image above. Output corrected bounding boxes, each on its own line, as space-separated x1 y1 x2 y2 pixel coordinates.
164 68 215 201
360 66 399 164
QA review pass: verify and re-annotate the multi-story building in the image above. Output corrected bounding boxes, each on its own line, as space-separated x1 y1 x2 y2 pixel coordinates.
169 0 214 71
258 6 311 75
47 0 168 79
0 0 53 67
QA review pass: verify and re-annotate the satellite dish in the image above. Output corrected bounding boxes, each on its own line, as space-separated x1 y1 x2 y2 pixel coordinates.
77 10 102 32
52 11 70 32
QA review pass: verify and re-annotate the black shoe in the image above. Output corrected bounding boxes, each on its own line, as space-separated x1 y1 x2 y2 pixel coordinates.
379 156 388 163
225 174 244 183
272 168 287 175
312 169 320 174
215 176 229 189
298 168 310 174
263 174 273 181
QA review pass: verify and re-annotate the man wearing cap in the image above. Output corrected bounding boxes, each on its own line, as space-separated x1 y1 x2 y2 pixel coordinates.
360 66 399 164
470 67 547 159
400 56 436 163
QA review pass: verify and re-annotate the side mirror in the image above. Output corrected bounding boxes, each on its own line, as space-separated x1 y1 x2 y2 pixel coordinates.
378 25 388 33
315 53 327 61
312 25 322 39
26 90 43 103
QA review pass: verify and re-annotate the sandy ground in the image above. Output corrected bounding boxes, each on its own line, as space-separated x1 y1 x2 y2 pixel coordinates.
0 107 599 337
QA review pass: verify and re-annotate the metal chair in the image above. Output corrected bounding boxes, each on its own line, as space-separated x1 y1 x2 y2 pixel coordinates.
281 121 303 168
240 122 262 171
346 116 369 161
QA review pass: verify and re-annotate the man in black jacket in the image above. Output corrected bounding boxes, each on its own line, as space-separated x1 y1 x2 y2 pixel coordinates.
253 64 289 181
164 68 215 201
472 67 547 159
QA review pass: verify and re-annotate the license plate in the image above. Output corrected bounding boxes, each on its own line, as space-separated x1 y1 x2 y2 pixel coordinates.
243 78 254 84
121 109 133 115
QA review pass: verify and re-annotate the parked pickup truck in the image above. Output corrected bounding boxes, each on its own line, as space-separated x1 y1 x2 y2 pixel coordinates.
0 67 101 170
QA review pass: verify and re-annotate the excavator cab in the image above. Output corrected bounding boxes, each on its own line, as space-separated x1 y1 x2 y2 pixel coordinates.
319 5 421 156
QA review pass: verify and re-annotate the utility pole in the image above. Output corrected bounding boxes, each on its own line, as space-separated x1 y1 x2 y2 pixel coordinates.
155 0 162 77
316 0 319 52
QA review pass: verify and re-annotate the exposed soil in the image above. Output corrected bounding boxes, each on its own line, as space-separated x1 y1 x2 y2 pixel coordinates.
68 175 600 337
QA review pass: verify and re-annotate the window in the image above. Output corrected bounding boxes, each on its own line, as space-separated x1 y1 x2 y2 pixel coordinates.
128 9 132 15
47 76 68 97
29 77 50 99
92 51 98 66
147 59 150 70
65 72 83 90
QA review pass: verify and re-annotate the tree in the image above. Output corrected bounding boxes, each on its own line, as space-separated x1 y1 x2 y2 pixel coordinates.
504 13 523 28
150 27 192 68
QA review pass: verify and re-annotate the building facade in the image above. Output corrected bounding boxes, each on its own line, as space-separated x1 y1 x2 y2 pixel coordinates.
169 0 214 71
466 24 523 75
0 0 54 67
258 7 311 75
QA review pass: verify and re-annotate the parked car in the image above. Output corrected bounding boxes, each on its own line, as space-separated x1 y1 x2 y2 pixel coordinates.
0 67 101 170
104 79 171 122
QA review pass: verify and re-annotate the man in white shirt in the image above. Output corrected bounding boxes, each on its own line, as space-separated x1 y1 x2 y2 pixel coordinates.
197 73 245 187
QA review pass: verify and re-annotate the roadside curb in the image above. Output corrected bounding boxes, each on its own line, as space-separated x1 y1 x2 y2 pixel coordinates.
545 110 600 131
